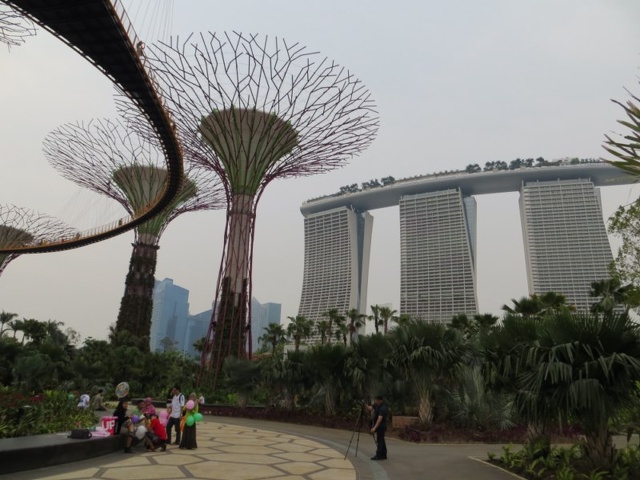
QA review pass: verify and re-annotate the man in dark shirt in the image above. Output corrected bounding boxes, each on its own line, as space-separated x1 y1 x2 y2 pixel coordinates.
369 394 388 460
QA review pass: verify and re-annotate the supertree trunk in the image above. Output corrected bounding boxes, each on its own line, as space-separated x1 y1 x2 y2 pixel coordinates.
114 232 159 351
204 192 257 380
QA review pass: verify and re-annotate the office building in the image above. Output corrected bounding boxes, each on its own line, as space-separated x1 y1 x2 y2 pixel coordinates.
519 179 614 310
297 206 373 329
399 189 478 321
149 278 190 352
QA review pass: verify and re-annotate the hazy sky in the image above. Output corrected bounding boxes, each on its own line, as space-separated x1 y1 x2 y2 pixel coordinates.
2 0 640 342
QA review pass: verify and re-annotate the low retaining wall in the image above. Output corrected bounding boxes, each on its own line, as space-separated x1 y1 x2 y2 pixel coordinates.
0 433 125 474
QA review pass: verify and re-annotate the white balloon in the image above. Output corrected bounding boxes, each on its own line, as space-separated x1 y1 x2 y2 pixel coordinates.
135 426 147 439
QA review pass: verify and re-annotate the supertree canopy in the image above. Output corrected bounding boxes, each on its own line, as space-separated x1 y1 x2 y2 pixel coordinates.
43 117 225 351
0 3 36 48
0 204 77 276
140 31 379 383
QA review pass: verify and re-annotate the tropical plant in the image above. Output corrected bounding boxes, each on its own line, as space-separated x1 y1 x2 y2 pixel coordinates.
345 308 366 344
389 319 468 425
304 344 348 415
259 322 286 355
515 311 640 469
369 305 383 334
378 306 397 334
315 320 331 346
0 311 17 337
286 315 314 352
322 308 342 345
222 356 262 407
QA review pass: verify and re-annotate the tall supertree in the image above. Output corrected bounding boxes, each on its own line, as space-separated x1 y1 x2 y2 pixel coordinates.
0 2 36 48
139 32 379 383
43 117 225 351
0 204 77 276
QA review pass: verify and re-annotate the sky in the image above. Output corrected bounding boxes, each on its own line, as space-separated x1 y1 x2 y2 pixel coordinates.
2 0 640 343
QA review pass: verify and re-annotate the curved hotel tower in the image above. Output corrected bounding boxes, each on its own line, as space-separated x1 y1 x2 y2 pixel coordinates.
298 162 634 326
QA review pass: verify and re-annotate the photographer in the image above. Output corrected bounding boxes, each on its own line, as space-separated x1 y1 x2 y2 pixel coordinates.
367 394 388 460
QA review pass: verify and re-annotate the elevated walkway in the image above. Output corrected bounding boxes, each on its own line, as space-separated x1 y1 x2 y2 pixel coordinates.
2 0 184 253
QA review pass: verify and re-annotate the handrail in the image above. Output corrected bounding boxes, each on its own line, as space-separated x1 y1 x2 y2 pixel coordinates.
1 0 184 254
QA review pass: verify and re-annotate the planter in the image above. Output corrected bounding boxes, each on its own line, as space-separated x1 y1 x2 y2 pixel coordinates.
392 415 419 430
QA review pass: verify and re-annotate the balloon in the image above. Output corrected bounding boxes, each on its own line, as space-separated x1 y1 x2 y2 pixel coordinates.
131 415 139 423
194 413 203 423
135 426 147 439
67 394 75 400
115 382 130 398
159 410 168 419
186 415 195 427
160 417 168 427
185 400 195 410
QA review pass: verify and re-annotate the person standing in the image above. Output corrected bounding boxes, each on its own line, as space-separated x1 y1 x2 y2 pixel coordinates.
369 395 388 460
166 385 185 445
180 392 198 450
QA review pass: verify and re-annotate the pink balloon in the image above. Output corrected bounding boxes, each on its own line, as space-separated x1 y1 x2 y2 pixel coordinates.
186 400 195 410
159 411 168 419
160 417 168 427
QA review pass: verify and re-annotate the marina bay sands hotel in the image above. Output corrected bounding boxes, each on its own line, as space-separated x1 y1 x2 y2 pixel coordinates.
297 162 635 323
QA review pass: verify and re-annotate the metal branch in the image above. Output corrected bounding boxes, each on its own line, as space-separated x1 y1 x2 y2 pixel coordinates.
124 31 379 384
43 115 225 243
0 3 36 48
0 204 77 275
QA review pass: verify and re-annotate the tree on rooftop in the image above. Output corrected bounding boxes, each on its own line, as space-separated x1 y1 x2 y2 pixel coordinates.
43 118 224 351
138 32 378 384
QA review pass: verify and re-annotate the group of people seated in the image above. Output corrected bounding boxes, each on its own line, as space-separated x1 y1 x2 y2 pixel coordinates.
113 398 167 453
75 389 107 411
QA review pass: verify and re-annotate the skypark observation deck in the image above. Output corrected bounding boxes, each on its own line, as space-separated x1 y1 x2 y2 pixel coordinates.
297 162 637 332
301 162 634 215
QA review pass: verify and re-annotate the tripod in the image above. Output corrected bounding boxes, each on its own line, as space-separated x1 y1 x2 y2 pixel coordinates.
344 402 376 460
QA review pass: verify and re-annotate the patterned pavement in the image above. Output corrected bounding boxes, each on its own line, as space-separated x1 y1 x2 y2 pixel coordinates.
27 422 356 480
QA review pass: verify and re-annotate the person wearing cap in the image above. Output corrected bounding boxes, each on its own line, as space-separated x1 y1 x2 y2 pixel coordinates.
368 395 388 460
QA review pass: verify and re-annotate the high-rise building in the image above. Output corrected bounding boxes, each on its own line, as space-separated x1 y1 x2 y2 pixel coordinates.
149 278 190 352
251 298 282 352
297 206 373 328
184 309 212 358
399 189 478 321
519 179 614 310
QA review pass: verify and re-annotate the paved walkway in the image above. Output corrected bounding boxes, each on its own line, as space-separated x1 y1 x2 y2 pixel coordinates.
1 417 518 480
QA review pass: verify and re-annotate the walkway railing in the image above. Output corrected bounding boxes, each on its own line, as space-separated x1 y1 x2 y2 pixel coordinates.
1 0 184 253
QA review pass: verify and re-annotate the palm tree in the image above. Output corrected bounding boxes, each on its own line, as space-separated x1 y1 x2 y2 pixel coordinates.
379 306 397 334
322 309 341 345
501 295 542 318
589 278 633 314
305 344 348 415
389 319 468 426
345 308 366 344
334 317 349 346
515 311 640 469
369 305 383 334
315 320 331 346
537 291 574 315
259 323 286 354
286 315 314 352
0 311 17 337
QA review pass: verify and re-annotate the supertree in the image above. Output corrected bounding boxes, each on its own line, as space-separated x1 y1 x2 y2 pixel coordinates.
43 117 225 351
0 2 36 48
0 204 77 276
137 32 379 383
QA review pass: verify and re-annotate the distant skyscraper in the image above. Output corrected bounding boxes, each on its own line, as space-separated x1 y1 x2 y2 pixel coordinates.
519 179 614 310
251 297 282 352
149 278 190 352
399 189 478 322
297 206 373 327
184 309 212 358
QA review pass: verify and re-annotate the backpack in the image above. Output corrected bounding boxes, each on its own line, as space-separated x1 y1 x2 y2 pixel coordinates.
68 428 92 439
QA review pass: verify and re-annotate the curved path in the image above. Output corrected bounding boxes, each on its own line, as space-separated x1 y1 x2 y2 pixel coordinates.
1 417 517 480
